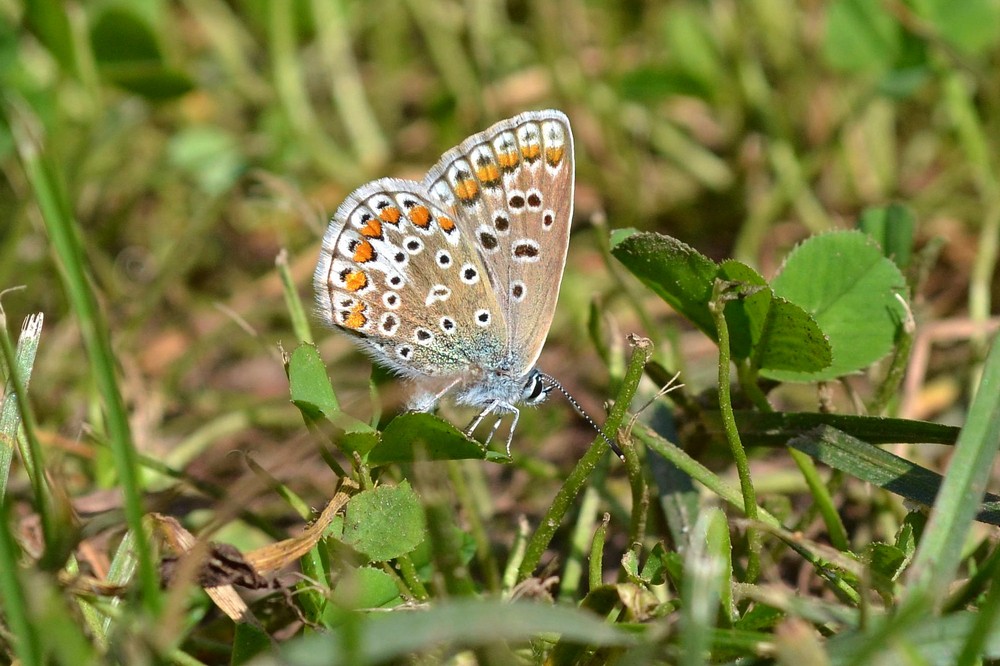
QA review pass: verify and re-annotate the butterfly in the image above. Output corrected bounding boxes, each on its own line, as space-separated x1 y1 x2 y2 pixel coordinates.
314 110 612 456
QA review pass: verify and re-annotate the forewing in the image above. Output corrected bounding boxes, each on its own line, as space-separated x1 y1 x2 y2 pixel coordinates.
314 178 507 379
423 110 574 375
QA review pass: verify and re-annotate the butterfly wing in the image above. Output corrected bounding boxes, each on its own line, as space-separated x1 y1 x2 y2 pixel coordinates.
423 110 574 377
314 178 507 381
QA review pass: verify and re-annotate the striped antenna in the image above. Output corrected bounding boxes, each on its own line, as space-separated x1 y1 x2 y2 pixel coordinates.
539 373 625 462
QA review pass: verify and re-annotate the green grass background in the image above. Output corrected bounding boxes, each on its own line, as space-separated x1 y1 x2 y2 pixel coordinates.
2 0 1000 663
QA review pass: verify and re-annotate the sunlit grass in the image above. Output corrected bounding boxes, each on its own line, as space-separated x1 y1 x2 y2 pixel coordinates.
2 0 1000 663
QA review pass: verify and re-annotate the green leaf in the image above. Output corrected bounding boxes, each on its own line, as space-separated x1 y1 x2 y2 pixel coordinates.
915 0 1000 56
877 66 932 99
342 482 426 562
280 599 635 665
331 566 402 610
822 0 902 72
728 411 959 447
368 413 506 465
639 543 670 587
718 261 831 373
766 231 908 382
90 6 194 100
167 127 246 196
287 343 374 442
288 344 340 419
608 227 640 249
787 426 1000 526
611 232 719 337
91 6 162 63
617 66 711 103
863 542 907 594
858 204 915 269
734 603 785 631
662 7 724 97
24 0 76 73
98 64 194 100
612 235 830 372
231 622 272 665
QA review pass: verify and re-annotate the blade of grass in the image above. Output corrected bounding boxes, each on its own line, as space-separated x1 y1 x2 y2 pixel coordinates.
267 0 357 182
787 426 1000 526
942 69 1000 358
0 311 66 568
401 0 481 113
8 102 160 609
904 333 1000 603
588 513 610 592
448 460 500 593
559 483 603 602
309 0 389 170
955 554 1000 665
679 510 727 666
276 249 314 345
0 313 44 500
99 528 140 639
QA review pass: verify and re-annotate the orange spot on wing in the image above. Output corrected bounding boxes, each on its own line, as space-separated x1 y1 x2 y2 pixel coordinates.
497 151 520 171
454 179 479 202
410 205 431 228
344 270 368 292
352 239 375 263
476 163 500 185
522 144 541 162
344 302 367 329
438 216 456 232
379 206 401 224
360 218 383 239
545 147 564 166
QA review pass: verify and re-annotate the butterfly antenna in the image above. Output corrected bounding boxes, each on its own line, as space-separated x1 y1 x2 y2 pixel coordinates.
539 373 625 462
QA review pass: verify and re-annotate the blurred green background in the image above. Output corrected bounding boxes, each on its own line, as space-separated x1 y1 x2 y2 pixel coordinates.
2 0 998 511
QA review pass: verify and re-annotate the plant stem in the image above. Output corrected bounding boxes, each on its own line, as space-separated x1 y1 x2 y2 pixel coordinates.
710 280 760 581
518 336 651 581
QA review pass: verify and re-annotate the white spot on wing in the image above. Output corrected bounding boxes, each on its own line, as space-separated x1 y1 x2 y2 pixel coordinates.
425 285 451 306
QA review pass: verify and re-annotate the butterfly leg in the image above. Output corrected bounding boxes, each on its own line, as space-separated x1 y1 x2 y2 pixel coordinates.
503 407 521 457
465 400 500 438
408 377 462 412
483 413 506 448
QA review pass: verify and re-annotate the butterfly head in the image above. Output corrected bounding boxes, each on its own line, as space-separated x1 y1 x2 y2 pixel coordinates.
521 368 554 406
